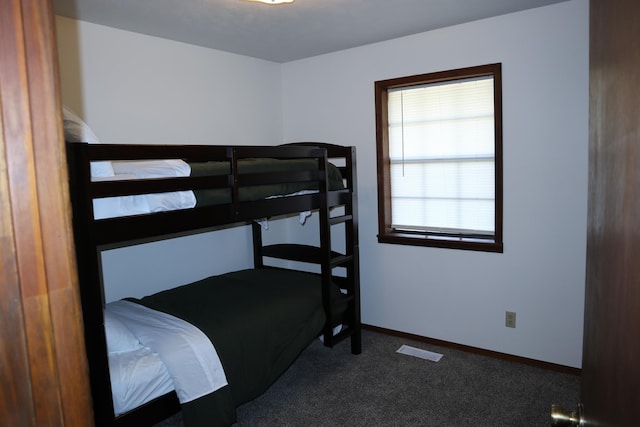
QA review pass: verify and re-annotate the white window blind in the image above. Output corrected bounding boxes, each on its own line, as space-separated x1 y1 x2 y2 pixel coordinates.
388 76 495 236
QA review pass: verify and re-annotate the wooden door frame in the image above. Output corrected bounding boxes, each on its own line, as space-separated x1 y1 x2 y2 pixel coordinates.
0 0 93 424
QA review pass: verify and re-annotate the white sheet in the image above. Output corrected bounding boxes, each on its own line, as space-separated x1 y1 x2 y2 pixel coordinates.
92 173 196 220
111 159 191 177
106 300 228 404
109 347 174 416
94 176 316 221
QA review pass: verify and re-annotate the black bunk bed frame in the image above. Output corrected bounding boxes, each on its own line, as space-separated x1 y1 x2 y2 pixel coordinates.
66 142 361 426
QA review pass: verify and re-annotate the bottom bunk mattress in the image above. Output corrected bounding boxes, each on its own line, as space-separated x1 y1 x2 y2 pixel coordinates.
106 268 349 426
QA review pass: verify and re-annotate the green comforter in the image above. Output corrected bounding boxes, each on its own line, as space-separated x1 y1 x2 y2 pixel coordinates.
130 268 347 426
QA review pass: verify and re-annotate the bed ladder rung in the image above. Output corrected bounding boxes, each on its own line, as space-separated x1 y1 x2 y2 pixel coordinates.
261 244 352 266
329 214 352 226
330 254 353 268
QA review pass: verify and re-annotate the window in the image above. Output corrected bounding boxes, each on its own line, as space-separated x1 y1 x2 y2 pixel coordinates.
375 63 503 252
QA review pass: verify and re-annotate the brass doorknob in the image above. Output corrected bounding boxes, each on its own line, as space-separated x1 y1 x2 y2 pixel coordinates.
551 403 584 426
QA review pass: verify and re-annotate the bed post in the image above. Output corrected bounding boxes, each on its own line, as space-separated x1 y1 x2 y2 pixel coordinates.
252 221 264 268
66 143 117 425
317 148 334 347
346 146 361 354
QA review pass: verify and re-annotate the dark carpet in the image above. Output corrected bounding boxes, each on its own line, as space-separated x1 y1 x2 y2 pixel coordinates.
156 329 580 426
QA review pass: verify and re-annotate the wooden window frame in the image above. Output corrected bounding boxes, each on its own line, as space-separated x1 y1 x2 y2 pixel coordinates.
375 63 503 253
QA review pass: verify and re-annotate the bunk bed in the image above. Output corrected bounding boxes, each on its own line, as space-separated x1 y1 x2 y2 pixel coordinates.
66 140 361 427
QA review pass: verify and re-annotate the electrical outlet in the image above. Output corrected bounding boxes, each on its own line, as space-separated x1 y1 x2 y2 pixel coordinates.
505 311 516 328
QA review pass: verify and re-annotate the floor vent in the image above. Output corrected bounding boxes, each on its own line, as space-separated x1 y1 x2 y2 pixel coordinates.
396 344 443 362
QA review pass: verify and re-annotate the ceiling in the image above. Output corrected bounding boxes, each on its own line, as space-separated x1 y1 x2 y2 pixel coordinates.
54 0 569 63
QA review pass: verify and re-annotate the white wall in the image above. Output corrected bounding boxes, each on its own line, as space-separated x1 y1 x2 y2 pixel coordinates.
56 16 283 145
56 17 284 301
281 0 589 367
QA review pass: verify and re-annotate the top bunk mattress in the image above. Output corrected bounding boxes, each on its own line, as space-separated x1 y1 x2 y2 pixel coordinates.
92 157 345 219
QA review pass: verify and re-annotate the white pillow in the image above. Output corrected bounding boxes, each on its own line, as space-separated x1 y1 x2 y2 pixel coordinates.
62 105 115 178
104 305 143 354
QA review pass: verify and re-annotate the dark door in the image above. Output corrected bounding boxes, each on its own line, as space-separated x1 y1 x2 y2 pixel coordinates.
581 0 640 425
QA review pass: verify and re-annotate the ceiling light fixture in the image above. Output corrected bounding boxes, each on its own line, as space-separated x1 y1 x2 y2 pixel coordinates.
243 0 294 4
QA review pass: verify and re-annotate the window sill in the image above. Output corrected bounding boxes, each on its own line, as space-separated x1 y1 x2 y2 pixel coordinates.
377 232 503 253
